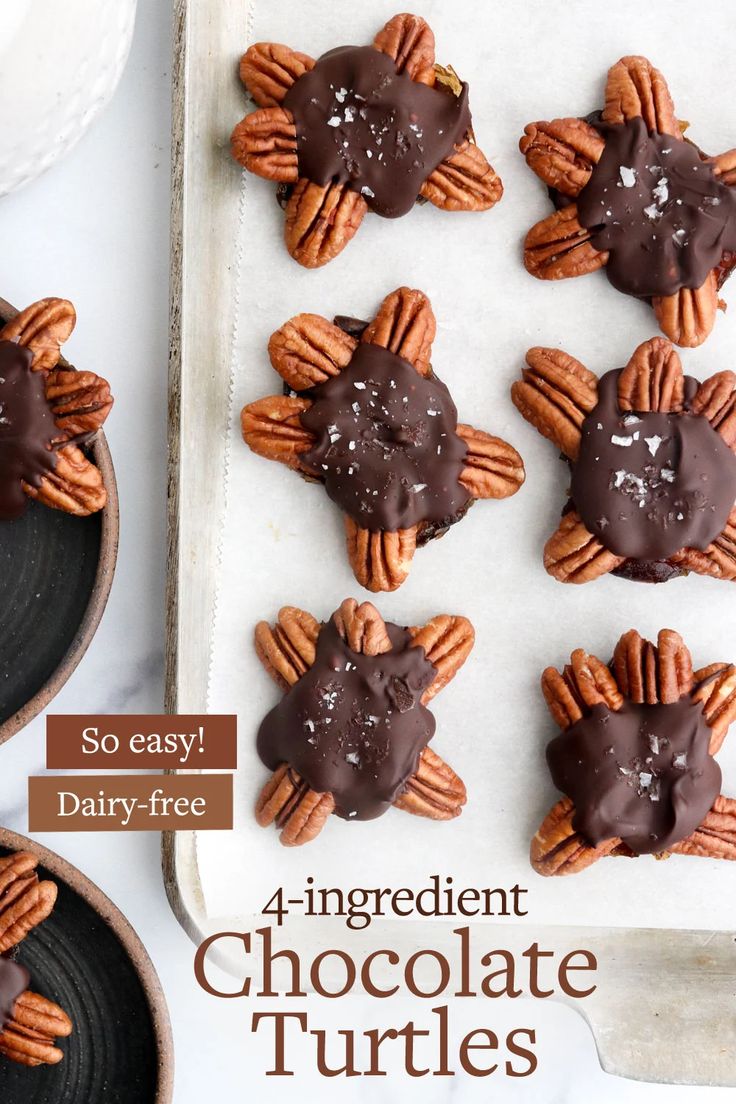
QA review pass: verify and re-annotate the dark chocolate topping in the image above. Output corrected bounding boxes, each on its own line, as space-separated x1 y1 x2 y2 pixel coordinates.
283 45 471 218
257 616 436 820
0 339 57 520
0 958 30 1030
547 697 720 854
300 342 469 532
577 118 736 299
570 369 736 560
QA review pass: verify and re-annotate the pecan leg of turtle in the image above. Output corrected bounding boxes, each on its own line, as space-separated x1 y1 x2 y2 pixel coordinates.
519 118 604 197
693 662 736 753
531 797 623 876
668 795 736 860
361 287 436 376
254 606 321 690
284 179 367 269
617 337 685 412
394 747 466 819
255 765 335 847
541 650 623 730
408 615 474 702
0 991 72 1067
602 55 680 136
230 106 298 182
268 313 357 390
344 517 417 593
333 597 392 656
0 853 57 954
241 395 315 471
653 270 719 349
544 510 625 584
511 346 598 461
689 371 736 448
45 367 113 440
612 629 692 705
239 43 314 107
0 298 76 372
456 425 525 499
670 508 736 583
523 204 609 281
420 141 503 211
373 13 435 85
24 444 106 516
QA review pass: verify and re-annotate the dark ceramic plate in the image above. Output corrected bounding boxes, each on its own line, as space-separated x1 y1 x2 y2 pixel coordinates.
0 829 173 1102
0 297 118 746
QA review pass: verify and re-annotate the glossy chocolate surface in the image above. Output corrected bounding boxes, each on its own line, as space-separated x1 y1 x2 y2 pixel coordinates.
284 45 470 218
257 616 436 820
547 697 720 854
578 118 736 298
301 343 469 532
571 369 736 560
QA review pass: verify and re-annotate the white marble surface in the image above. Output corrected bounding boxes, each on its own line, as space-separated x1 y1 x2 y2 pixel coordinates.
0 2 731 1100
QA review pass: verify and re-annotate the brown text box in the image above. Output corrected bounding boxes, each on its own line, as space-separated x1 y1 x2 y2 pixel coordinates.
46 715 237 769
28 774 233 831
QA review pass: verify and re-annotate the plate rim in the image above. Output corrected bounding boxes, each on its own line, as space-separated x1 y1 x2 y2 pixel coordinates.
0 295 120 746
0 826 174 1101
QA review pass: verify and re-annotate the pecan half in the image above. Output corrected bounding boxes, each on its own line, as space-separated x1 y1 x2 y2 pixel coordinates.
344 517 417 592
602 55 679 137
239 43 314 107
653 271 718 349
23 444 106 516
524 204 609 281
612 628 692 705
0 298 76 372
617 337 685 412
255 764 335 846
45 368 113 440
541 668 584 730
230 106 298 182
409 615 474 702
0 853 57 954
568 649 624 712
511 347 598 460
693 663 736 753
519 118 604 197
690 371 736 447
241 395 315 470
456 425 525 499
669 795 736 860
670 510 736 582
0 991 72 1067
544 511 625 583
254 606 320 690
373 13 435 85
531 797 622 876
394 747 466 819
361 287 435 376
284 180 367 268
333 597 391 656
268 314 357 390
420 141 503 211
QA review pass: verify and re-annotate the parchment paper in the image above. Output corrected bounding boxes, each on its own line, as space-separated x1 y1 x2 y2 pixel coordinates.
202 0 736 928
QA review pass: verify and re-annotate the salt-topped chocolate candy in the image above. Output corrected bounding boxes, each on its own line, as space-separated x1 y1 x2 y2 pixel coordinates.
547 697 720 854
571 368 736 561
577 118 736 300
257 615 436 820
283 45 471 219
0 958 29 1031
0 340 58 520
300 343 469 531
